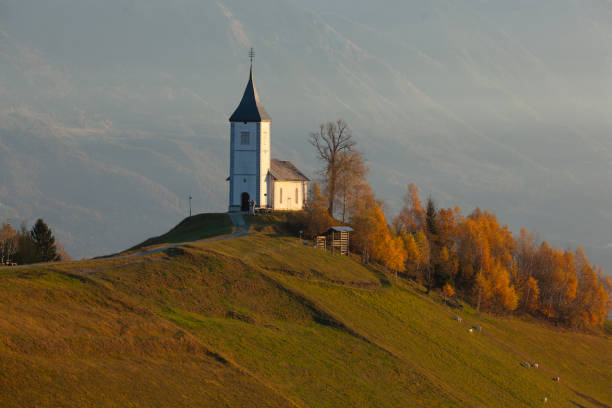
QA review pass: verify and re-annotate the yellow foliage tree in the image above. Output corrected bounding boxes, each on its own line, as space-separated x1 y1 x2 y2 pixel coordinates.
442 283 455 303
394 183 426 233
519 276 540 313
302 183 333 238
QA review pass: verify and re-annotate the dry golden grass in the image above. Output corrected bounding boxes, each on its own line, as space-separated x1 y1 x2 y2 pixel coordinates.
1 226 610 407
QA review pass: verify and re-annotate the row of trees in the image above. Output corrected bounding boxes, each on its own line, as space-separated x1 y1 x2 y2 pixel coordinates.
304 119 611 329
0 219 69 265
394 189 611 328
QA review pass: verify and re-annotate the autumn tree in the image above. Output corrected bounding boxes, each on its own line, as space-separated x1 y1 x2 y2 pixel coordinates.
414 230 432 291
301 183 333 237
473 262 518 314
518 276 540 313
0 222 17 264
569 256 609 328
335 150 368 223
12 223 37 265
55 243 72 262
378 230 407 280
349 184 379 263
435 246 458 288
442 283 456 304
394 183 426 234
402 232 419 275
310 119 356 217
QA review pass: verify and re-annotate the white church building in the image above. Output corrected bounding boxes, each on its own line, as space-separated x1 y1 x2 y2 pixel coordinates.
227 64 309 212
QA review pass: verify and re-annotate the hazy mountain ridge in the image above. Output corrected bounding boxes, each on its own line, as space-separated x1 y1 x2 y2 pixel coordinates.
1 0 611 269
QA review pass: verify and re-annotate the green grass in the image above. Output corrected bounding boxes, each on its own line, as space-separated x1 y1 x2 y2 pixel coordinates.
129 212 233 250
243 211 306 234
1 218 610 407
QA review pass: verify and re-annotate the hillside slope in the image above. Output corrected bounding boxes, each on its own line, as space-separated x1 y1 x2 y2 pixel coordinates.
0 225 610 407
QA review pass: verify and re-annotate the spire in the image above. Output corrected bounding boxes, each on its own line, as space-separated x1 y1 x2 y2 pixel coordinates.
229 50 271 122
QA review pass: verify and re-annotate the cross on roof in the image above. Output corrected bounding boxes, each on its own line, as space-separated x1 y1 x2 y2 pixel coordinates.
249 47 255 65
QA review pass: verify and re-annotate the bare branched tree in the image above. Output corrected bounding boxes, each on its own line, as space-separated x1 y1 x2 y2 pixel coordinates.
309 119 356 217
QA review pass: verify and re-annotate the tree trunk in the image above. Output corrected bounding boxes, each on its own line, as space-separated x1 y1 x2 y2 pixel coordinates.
327 164 336 216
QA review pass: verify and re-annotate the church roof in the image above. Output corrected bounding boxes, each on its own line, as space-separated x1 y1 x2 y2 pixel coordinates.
269 159 309 181
229 66 271 122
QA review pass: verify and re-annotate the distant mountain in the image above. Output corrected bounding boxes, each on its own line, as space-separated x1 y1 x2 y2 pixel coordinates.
1 0 612 269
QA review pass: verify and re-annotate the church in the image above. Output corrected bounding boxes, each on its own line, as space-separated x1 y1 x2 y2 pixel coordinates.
227 63 309 212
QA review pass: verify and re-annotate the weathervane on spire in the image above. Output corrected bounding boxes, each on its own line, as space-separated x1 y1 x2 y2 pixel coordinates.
249 47 255 65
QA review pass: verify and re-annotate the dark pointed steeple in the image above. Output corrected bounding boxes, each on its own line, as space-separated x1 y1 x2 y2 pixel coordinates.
229 65 271 122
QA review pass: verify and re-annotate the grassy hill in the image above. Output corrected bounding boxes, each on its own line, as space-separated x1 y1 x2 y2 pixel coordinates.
0 214 610 407
129 213 233 250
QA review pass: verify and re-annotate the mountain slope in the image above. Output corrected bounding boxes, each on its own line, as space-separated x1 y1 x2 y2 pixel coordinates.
1 226 610 407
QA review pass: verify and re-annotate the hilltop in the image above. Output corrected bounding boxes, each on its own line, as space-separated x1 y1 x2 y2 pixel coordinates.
0 214 610 407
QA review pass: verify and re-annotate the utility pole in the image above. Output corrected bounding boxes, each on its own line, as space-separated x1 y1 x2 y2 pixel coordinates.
189 194 192 217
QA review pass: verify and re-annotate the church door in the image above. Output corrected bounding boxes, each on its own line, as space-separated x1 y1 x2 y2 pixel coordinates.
241 192 250 212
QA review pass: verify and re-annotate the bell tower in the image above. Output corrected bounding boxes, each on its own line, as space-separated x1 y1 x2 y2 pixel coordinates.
228 49 271 212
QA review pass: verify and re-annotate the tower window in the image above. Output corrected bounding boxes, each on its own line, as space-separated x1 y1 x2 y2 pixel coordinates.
295 188 298 204
280 188 283 203
240 132 250 145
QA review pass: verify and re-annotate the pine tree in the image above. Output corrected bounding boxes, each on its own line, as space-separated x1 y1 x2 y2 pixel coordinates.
30 219 58 262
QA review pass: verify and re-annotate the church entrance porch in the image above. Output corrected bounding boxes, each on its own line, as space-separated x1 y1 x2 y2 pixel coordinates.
241 192 250 212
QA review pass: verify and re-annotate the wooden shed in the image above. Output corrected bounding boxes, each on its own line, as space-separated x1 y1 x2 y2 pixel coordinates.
321 226 353 256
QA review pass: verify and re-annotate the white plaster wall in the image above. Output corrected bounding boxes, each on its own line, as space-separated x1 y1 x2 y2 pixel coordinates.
273 180 306 210
230 122 258 209
259 122 271 207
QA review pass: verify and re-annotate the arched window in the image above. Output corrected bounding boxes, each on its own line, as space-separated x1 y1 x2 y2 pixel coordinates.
280 188 283 203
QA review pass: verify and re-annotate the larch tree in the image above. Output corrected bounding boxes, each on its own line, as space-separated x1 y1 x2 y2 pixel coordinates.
414 230 432 291
402 232 421 276
519 276 540 313
442 283 456 304
381 231 408 280
309 119 356 217
394 183 426 233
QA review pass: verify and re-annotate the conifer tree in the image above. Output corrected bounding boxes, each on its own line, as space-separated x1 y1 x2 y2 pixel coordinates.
30 219 58 262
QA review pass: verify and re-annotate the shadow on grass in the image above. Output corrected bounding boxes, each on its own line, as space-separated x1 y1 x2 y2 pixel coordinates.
365 264 391 287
